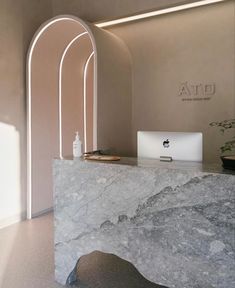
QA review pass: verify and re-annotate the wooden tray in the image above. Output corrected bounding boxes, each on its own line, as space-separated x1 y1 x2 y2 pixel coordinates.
84 155 121 161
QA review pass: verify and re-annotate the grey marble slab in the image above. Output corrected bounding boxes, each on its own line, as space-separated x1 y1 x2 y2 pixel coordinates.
58 156 235 175
53 158 235 288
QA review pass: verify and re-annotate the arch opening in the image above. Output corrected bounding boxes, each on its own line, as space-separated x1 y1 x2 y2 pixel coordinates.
27 16 97 219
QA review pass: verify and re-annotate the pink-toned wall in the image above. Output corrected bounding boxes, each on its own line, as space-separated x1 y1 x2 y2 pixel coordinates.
1 0 234 225
86 57 94 152
0 0 53 227
89 25 133 156
30 21 89 215
30 19 132 216
61 36 93 155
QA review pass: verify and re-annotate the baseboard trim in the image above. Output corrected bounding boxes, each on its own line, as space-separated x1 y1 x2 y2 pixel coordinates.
0 211 27 229
32 207 53 218
0 207 54 229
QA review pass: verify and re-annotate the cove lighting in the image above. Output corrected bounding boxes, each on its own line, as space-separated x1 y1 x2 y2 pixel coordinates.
95 0 226 28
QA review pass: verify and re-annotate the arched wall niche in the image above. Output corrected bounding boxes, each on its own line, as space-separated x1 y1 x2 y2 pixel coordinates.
27 15 132 219
60 35 94 156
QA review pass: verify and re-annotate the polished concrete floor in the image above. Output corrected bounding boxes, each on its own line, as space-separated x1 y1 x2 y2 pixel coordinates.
0 213 63 288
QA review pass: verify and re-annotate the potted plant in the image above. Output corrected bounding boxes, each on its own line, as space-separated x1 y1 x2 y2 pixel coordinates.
209 119 235 170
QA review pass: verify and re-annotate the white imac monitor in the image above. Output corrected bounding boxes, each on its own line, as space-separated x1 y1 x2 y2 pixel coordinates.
137 131 203 162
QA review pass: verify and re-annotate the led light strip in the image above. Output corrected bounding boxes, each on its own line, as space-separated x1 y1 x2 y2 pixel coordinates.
59 32 88 159
27 17 78 219
83 52 94 153
95 0 226 28
27 16 98 219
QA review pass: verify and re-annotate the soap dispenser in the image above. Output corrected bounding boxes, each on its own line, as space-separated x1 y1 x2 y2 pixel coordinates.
73 131 82 158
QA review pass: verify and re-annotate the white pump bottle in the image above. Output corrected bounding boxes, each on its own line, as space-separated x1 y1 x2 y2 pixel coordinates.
73 131 82 158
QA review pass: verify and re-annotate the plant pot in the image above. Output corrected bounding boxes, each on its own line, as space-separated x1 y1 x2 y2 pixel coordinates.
221 155 235 170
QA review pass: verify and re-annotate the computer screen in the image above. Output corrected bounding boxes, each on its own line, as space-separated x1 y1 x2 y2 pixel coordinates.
137 131 203 162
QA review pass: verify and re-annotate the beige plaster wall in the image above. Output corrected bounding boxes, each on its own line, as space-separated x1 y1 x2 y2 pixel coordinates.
30 19 132 216
52 0 202 22
108 0 235 162
31 21 90 216
89 25 132 156
0 0 53 227
1 0 234 225
86 57 94 152
61 35 93 155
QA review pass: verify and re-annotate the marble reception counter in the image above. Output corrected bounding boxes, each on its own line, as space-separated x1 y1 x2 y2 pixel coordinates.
53 157 235 288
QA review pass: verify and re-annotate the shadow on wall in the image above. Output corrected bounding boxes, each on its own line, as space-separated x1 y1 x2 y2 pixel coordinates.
66 250 169 288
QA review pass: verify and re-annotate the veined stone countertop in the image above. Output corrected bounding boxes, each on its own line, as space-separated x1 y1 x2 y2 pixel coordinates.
53 157 235 288
58 156 235 175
